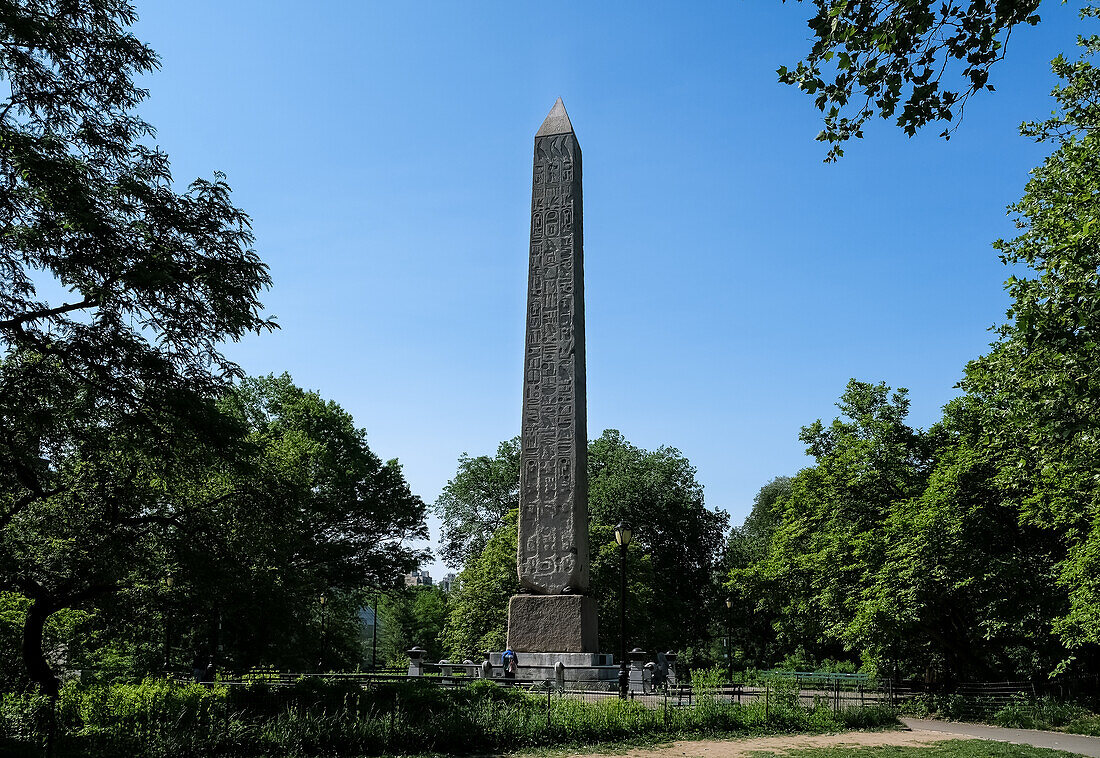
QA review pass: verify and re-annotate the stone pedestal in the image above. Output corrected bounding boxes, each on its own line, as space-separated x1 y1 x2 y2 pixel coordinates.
490 650 618 684
507 594 598 653
407 646 426 677
629 647 648 694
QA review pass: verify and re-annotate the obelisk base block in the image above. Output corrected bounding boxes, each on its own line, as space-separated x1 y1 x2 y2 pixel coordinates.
506 594 598 653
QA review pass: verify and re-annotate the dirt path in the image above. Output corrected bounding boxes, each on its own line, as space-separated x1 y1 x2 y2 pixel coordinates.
561 728 957 758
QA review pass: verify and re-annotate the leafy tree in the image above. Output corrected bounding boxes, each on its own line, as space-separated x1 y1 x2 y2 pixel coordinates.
726 476 791 570
722 477 791 668
0 373 429 687
0 366 237 692
588 430 729 656
434 438 519 569
960 20 1100 659
0 592 30 689
732 29 1100 679
851 396 1066 681
733 381 935 672
441 512 519 659
160 374 429 673
780 0 1043 158
0 0 273 694
734 383 1073 680
439 431 728 661
378 586 449 665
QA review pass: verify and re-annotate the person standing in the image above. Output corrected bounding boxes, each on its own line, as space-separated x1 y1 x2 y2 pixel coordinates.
502 648 518 679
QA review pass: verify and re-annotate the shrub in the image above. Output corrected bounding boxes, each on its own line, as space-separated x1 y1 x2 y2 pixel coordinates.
0 676 898 757
993 696 1095 730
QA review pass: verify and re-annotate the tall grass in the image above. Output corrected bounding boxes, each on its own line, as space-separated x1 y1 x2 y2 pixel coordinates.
0 677 897 758
900 692 1100 736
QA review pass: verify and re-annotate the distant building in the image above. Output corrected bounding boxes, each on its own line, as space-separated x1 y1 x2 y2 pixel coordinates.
404 569 433 587
358 606 381 669
439 572 457 592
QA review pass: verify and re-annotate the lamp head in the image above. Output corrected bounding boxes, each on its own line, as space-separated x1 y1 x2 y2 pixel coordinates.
614 522 632 547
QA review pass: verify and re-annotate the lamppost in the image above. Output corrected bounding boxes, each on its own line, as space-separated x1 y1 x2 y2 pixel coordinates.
318 594 328 673
162 572 174 672
371 591 379 671
614 522 633 699
725 597 733 683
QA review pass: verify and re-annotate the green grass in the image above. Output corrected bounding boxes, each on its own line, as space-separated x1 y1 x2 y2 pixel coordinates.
747 739 1091 758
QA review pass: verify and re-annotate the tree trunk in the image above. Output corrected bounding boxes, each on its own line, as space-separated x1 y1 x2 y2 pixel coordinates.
23 597 60 697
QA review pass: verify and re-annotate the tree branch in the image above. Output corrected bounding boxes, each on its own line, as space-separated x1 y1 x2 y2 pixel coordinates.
0 486 64 530
0 296 98 329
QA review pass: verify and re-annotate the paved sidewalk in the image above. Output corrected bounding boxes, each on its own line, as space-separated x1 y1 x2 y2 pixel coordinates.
901 718 1100 757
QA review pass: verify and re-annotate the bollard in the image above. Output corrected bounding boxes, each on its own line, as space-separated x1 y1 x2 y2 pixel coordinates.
665 651 679 687
628 648 647 694
407 646 426 677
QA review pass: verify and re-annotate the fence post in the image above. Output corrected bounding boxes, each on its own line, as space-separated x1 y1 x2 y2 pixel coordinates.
764 682 769 724
546 683 551 729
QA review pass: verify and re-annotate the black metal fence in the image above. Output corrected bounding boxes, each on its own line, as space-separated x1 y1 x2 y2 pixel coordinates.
893 675 1100 721
1 671 897 758
168 667 892 711
13 669 1100 757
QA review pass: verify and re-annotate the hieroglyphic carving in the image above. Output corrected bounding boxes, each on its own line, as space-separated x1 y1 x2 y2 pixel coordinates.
518 104 589 595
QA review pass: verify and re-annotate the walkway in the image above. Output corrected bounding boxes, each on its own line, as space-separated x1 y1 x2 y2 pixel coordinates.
901 718 1100 757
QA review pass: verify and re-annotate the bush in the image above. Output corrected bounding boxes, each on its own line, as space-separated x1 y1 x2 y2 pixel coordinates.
899 691 1100 736
993 696 1096 731
0 677 898 757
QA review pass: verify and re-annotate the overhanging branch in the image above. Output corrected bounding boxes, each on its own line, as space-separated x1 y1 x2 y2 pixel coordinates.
0 297 98 329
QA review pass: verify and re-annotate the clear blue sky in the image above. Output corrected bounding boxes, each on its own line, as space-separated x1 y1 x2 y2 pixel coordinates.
132 1 1084 579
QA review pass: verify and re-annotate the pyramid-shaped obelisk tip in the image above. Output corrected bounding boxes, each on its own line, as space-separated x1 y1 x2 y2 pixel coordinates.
535 97 574 137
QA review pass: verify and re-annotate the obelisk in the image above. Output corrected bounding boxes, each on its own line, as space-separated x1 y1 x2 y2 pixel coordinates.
506 98 598 653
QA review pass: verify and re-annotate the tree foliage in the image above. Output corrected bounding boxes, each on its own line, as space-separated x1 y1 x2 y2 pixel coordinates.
0 373 429 687
378 586 449 665
960 19 1100 656
780 0 1043 159
441 511 519 658
434 438 519 569
587 430 729 656
0 0 276 694
731 21 1100 680
439 430 727 661
732 384 1068 680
